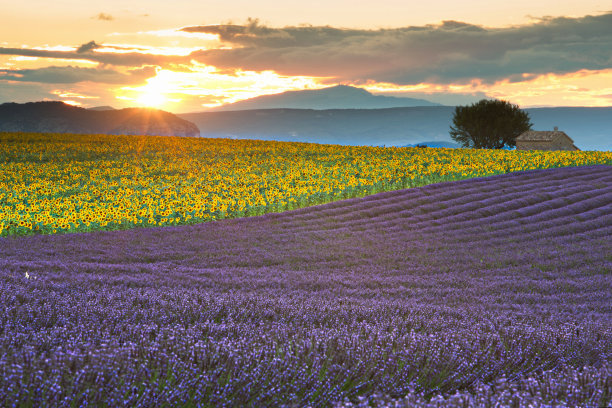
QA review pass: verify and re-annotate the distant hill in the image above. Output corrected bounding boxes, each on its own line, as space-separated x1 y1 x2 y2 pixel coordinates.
2 101 609 150
0 101 200 137
180 106 612 150
181 107 455 147
208 85 442 111
88 106 116 111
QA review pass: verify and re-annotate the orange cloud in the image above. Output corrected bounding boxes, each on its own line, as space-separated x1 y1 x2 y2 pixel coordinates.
185 13 612 85
2 12 612 110
356 69 612 107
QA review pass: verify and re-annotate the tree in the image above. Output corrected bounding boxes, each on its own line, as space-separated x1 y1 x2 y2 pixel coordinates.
449 99 532 149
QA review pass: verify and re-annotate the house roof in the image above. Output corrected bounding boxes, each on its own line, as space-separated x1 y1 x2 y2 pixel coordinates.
516 130 575 143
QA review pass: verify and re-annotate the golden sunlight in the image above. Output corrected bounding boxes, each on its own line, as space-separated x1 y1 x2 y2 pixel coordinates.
136 88 167 108
133 71 173 108
117 66 326 112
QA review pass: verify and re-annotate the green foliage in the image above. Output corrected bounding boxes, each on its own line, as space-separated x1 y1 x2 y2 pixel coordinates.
449 99 532 149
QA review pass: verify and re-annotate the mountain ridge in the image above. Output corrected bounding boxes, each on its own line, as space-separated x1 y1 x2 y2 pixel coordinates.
207 85 442 111
2 100 610 151
180 106 612 151
0 101 200 137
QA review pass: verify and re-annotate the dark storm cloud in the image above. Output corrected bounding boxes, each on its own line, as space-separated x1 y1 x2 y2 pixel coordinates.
184 13 612 84
0 65 156 84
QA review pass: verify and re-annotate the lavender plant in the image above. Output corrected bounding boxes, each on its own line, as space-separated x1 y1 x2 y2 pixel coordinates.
0 165 610 407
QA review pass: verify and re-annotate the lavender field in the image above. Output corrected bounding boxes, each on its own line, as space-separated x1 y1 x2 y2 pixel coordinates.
0 165 611 407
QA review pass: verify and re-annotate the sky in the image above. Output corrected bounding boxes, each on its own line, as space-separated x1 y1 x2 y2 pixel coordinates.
1 1 612 113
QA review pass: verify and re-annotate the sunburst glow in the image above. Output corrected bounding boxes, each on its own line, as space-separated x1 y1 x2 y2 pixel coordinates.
136 89 167 108
116 67 326 111
132 70 173 108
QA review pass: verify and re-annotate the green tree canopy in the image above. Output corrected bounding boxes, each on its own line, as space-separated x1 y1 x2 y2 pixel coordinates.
449 99 532 149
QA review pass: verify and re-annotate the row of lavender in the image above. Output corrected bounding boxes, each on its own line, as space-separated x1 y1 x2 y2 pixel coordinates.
1 165 610 407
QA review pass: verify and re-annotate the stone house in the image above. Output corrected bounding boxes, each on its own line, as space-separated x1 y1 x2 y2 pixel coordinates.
516 127 580 151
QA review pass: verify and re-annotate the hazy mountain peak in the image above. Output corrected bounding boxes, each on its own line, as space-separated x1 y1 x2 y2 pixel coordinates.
209 85 442 111
316 84 372 95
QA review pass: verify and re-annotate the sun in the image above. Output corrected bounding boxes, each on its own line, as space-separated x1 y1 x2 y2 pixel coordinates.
136 79 169 108
136 89 167 108
132 71 175 109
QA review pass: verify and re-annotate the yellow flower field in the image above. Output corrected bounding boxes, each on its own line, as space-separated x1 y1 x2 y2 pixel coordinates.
1 132 610 236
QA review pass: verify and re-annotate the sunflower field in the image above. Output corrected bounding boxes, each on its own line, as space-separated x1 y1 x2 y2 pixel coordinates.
1 132 610 236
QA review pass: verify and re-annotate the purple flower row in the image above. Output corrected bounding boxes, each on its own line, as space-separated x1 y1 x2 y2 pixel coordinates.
0 165 610 407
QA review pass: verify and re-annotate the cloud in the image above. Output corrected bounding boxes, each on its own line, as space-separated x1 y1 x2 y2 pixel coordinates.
0 65 156 84
181 18 377 48
0 46 188 67
95 13 114 21
76 41 101 53
183 13 612 85
0 81 57 103
1 12 611 90
0 80 126 108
